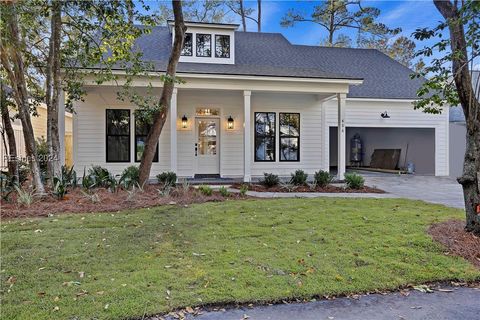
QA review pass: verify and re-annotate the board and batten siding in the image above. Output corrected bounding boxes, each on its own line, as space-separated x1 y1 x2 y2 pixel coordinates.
250 92 324 177
73 87 171 178
322 98 450 176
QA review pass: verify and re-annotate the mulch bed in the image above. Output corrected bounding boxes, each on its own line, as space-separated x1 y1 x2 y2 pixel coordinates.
429 219 480 268
1 185 249 219
231 183 385 193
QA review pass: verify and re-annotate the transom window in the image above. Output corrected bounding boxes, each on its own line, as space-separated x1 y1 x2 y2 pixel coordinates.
106 109 130 163
254 112 276 162
279 113 300 161
196 34 211 57
215 35 230 58
181 33 193 56
196 108 219 116
135 117 159 162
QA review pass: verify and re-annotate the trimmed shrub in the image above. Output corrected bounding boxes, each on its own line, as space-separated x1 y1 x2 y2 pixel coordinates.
120 165 140 189
344 173 365 189
239 184 248 196
198 185 212 196
314 170 333 188
157 171 177 186
219 186 230 197
262 173 279 188
290 169 308 186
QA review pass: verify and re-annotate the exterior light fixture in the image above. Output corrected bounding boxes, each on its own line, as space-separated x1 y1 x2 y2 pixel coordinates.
381 111 390 119
227 115 234 130
181 114 188 128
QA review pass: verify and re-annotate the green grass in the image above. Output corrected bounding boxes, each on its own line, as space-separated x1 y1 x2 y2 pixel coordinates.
1 198 479 320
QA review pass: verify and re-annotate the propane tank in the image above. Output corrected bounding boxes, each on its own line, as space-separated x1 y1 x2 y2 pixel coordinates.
350 133 363 164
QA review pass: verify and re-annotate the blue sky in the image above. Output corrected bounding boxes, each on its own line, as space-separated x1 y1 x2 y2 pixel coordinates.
249 0 443 48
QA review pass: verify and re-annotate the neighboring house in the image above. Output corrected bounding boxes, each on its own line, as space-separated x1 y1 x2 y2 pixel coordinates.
0 103 73 169
72 21 450 181
449 70 479 178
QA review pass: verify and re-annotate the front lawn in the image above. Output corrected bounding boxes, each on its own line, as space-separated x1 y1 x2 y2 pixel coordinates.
2 198 479 319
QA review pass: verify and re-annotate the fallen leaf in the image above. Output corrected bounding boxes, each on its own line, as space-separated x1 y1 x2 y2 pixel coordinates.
413 285 433 293
104 304 109 310
53 306 59 312
78 272 85 278
185 306 194 313
6 276 16 284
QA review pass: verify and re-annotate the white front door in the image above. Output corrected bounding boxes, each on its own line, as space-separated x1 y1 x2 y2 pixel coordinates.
195 118 220 174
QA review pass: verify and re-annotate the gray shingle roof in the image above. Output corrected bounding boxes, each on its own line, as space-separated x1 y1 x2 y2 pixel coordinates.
130 26 425 99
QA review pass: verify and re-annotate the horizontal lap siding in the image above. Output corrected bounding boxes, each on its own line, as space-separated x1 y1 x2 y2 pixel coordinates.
323 99 449 176
73 88 170 178
251 93 322 177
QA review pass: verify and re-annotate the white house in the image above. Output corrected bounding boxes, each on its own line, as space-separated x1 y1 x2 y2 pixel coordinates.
66 21 449 182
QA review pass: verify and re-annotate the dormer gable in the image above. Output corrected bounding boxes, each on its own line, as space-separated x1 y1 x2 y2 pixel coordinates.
168 21 238 65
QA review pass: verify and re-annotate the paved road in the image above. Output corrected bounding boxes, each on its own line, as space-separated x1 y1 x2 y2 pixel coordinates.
161 286 480 320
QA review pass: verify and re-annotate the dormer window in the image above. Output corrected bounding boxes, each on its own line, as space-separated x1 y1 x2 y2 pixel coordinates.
215 35 230 58
181 33 192 56
196 34 211 57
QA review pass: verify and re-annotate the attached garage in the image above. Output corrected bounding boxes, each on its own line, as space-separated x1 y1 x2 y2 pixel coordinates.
322 99 450 177
329 127 436 175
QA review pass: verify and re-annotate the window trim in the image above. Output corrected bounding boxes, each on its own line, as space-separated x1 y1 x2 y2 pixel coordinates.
215 34 230 58
181 32 193 56
254 112 276 162
279 112 300 162
106 109 131 163
196 33 212 57
134 117 159 163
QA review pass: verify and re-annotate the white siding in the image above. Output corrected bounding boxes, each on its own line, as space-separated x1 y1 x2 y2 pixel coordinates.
73 87 170 178
323 99 450 176
251 93 323 177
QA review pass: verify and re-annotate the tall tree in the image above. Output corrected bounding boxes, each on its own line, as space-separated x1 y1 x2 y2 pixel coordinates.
0 83 19 184
413 0 480 235
226 0 262 32
1 2 45 193
360 35 417 67
281 0 400 47
45 0 62 181
138 0 186 186
157 0 229 24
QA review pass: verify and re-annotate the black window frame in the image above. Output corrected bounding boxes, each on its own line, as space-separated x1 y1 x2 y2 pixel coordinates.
181 33 193 56
134 116 159 163
279 112 300 162
254 112 276 162
196 33 212 57
215 34 230 58
106 109 131 163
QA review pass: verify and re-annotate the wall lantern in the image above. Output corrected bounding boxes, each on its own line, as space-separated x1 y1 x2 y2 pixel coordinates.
227 115 234 130
381 111 390 119
181 114 188 128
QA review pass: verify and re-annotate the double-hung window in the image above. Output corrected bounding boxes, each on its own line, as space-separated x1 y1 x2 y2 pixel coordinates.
106 109 130 162
215 35 230 58
135 117 159 162
254 112 276 161
196 34 211 57
279 113 300 161
181 33 193 56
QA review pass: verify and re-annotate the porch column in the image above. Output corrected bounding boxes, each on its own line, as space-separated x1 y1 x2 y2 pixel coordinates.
170 88 178 174
58 89 66 166
243 90 251 182
337 93 346 180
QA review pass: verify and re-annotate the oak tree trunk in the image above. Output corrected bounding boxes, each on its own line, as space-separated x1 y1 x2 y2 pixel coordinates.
46 0 63 183
434 0 480 235
0 2 45 194
0 84 19 184
138 0 186 186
